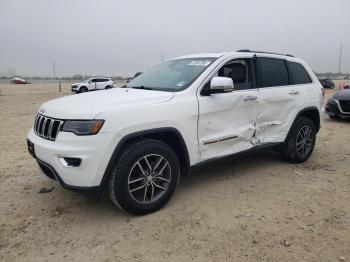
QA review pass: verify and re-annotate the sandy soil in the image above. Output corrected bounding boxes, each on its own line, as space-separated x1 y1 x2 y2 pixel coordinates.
0 82 350 262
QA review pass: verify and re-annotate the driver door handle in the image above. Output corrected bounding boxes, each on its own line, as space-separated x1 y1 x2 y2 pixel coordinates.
289 90 300 95
244 95 257 101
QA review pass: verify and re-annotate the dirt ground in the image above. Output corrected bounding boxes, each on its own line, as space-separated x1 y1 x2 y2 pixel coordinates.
0 82 349 262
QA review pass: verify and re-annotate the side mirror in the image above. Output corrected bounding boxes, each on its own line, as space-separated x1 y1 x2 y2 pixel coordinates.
210 77 234 94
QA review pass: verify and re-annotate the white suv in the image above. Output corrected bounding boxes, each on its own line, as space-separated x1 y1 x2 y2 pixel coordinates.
27 50 323 215
71 77 114 93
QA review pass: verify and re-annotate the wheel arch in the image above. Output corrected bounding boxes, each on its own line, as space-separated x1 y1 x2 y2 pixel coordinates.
100 127 190 187
289 106 321 136
79 86 88 92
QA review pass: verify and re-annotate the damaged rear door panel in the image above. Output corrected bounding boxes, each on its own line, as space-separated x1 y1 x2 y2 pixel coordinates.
255 87 299 143
254 57 316 144
254 57 299 143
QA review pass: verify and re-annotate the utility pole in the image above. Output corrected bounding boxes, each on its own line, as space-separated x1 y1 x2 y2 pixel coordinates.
53 60 56 79
338 42 343 74
161 52 164 62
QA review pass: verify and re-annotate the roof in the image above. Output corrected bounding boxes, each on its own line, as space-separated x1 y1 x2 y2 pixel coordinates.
172 50 296 60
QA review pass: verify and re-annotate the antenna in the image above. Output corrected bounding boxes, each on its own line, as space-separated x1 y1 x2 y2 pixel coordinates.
53 60 56 79
338 42 343 73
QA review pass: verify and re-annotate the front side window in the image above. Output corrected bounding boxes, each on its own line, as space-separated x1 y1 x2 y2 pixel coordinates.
287 61 312 85
217 59 252 90
201 59 253 94
126 58 216 92
256 58 288 88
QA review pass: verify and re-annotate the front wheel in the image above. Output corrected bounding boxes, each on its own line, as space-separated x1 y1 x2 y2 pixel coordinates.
108 139 180 215
282 117 316 163
79 86 88 93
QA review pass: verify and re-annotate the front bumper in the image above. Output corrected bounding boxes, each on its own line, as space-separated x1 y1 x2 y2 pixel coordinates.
71 86 79 92
27 128 115 188
36 157 101 198
325 99 350 117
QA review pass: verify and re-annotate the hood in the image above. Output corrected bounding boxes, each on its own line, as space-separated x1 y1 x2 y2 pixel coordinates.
72 82 85 86
39 88 175 119
333 89 350 100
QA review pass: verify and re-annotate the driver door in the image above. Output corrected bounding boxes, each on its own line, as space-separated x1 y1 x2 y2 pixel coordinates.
197 59 259 160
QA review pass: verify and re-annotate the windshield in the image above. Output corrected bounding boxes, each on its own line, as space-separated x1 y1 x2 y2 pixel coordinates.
126 57 216 91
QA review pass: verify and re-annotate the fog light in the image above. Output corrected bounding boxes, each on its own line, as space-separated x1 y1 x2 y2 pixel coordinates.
59 157 81 167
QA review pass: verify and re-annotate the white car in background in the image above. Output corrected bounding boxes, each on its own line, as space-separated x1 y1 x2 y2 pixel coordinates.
71 77 114 93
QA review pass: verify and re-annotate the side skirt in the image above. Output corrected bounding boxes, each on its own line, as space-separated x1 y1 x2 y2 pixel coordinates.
191 142 282 169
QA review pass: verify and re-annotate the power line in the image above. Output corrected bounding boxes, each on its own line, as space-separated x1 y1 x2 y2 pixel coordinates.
338 42 343 74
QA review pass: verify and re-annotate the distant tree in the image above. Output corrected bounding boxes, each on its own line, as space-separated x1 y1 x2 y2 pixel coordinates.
72 74 83 80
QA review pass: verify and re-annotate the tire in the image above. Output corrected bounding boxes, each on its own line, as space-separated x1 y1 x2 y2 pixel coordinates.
108 139 180 215
79 86 88 93
282 117 316 163
105 85 112 89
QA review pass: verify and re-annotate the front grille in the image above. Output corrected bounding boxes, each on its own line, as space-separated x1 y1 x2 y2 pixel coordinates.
339 100 350 113
33 114 64 141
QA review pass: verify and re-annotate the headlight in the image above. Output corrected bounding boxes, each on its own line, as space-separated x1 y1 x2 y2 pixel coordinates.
62 120 104 135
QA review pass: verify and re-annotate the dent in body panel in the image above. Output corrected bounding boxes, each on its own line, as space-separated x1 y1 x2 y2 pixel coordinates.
255 88 297 143
198 88 259 161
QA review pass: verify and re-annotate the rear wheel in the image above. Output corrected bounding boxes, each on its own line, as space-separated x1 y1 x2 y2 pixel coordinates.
79 86 88 93
282 117 316 163
108 139 180 215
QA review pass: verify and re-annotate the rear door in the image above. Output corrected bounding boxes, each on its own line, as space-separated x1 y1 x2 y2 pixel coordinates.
96 78 107 89
254 57 305 143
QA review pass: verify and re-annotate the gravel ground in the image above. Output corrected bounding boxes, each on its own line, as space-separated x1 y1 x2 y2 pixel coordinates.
0 82 349 262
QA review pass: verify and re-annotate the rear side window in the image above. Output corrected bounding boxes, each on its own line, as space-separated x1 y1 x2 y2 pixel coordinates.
256 58 288 88
287 62 312 85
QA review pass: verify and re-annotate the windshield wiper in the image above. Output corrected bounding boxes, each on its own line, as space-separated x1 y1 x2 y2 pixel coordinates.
130 85 155 90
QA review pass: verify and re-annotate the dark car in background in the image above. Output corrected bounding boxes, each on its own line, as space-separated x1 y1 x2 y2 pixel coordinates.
319 77 335 89
325 89 350 119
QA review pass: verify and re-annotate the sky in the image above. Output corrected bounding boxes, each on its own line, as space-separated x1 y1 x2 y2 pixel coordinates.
0 0 349 77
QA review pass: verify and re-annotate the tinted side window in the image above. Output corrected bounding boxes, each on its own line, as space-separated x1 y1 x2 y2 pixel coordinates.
91 79 97 82
287 62 312 85
256 58 288 88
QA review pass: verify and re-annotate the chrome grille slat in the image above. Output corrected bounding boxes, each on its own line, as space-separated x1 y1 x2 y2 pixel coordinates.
48 120 54 140
33 114 64 141
41 118 47 136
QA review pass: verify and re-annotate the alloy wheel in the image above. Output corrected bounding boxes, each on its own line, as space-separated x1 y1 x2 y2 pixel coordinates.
128 154 171 204
296 125 313 157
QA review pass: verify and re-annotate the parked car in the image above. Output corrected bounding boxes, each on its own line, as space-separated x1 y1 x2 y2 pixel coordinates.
71 77 114 93
318 77 335 89
11 77 28 84
27 50 323 215
325 89 350 119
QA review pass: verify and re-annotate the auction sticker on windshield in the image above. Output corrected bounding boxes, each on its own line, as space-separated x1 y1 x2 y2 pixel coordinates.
188 60 212 66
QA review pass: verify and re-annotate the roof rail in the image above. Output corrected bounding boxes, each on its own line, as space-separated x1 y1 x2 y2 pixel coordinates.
236 49 294 57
